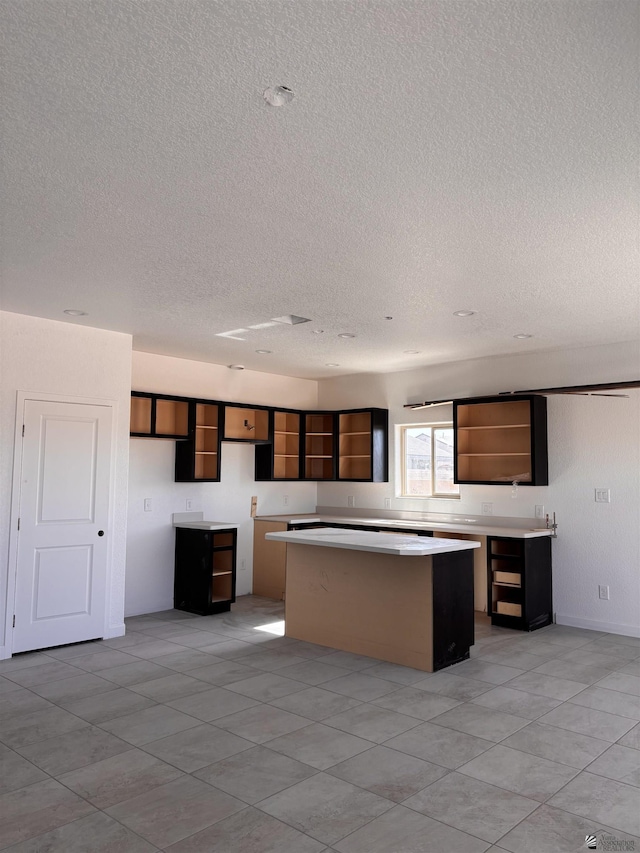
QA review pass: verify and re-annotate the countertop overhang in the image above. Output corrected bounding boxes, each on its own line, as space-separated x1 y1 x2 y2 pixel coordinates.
265 527 481 556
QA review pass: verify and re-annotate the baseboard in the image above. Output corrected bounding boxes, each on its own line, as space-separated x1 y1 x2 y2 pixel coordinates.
103 623 126 639
555 613 640 639
124 600 174 618
0 645 10 661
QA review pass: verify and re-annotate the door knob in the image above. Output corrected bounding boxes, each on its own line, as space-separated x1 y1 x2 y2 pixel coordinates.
98 530 104 537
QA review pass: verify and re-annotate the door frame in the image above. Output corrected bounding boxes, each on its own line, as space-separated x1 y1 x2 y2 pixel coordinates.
2 391 120 660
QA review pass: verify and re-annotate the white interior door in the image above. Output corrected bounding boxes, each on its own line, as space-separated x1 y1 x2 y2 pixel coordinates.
12 399 113 653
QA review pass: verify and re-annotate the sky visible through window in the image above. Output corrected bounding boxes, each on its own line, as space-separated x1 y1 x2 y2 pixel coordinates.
403 426 459 497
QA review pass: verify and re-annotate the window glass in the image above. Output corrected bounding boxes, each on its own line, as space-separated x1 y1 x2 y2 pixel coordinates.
401 424 459 498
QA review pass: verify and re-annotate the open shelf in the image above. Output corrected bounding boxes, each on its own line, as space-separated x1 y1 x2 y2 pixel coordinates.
224 406 269 441
130 394 188 437
454 396 547 486
130 395 152 434
156 399 189 436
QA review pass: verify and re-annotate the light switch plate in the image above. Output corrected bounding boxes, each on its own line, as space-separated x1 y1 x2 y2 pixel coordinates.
595 489 611 503
481 502 493 515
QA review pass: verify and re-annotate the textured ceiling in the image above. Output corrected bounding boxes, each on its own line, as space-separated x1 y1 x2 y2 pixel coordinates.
1 0 638 379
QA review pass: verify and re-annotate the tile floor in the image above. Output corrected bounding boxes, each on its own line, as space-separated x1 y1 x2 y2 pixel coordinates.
1 596 639 852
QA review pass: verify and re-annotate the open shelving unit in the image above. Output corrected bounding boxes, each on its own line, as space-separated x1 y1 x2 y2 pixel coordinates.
130 392 189 439
193 403 219 480
273 411 301 479
304 413 336 480
488 535 552 630
454 395 548 486
224 406 269 442
175 402 221 482
175 527 237 615
338 411 372 480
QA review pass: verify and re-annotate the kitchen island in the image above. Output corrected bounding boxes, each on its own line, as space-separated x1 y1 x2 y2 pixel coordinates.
265 527 480 672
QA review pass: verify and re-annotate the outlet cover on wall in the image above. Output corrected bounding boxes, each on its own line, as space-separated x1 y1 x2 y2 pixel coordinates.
598 584 610 600
186 499 194 511
143 498 152 512
595 489 611 503
535 505 545 519
283 495 289 506
481 502 493 515
384 498 391 509
347 496 355 507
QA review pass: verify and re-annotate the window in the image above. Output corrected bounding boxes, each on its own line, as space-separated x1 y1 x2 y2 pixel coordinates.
400 424 459 498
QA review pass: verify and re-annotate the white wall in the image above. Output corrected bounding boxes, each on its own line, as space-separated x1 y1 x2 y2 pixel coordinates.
126 352 318 616
0 311 132 655
318 341 640 636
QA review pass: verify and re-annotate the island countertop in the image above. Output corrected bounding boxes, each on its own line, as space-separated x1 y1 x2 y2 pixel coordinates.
265 527 481 556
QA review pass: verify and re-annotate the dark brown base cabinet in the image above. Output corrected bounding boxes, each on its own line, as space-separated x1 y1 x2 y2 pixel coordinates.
174 527 237 615
489 535 552 630
454 395 548 486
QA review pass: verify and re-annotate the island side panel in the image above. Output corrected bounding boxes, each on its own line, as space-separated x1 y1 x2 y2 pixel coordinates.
284 543 434 671
431 549 475 670
432 531 487 613
253 520 287 599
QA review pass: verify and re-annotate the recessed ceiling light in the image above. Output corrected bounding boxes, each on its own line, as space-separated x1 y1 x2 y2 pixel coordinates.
263 86 294 107
63 309 87 316
453 310 476 317
338 333 356 338
325 363 340 367
404 350 420 354
255 349 272 354
227 364 245 370
513 333 533 339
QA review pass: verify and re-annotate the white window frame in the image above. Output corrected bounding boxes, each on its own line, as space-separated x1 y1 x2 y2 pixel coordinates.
400 422 460 499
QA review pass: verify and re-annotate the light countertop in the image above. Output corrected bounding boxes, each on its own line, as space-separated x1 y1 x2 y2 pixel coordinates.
172 512 237 531
255 512 552 539
265 527 482 556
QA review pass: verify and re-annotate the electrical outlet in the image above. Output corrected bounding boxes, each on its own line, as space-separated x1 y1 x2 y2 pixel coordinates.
535 504 545 519
384 497 391 509
283 495 289 506
595 489 611 503
599 585 610 600
347 495 355 507
241 559 246 571
481 502 493 515
143 498 152 512
186 499 193 511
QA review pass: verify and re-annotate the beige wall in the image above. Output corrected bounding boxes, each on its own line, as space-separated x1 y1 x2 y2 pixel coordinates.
0 311 132 656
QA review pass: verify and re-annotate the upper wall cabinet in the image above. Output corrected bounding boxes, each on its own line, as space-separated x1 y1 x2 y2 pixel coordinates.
223 406 270 442
130 392 190 439
255 410 302 480
175 402 221 481
304 412 336 480
338 408 389 482
255 407 389 482
453 395 548 486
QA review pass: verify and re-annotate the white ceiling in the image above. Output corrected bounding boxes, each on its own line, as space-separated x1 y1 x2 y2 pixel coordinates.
1 0 638 380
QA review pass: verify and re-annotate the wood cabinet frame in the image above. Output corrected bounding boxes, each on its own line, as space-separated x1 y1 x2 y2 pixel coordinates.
130 391 190 439
453 394 548 486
